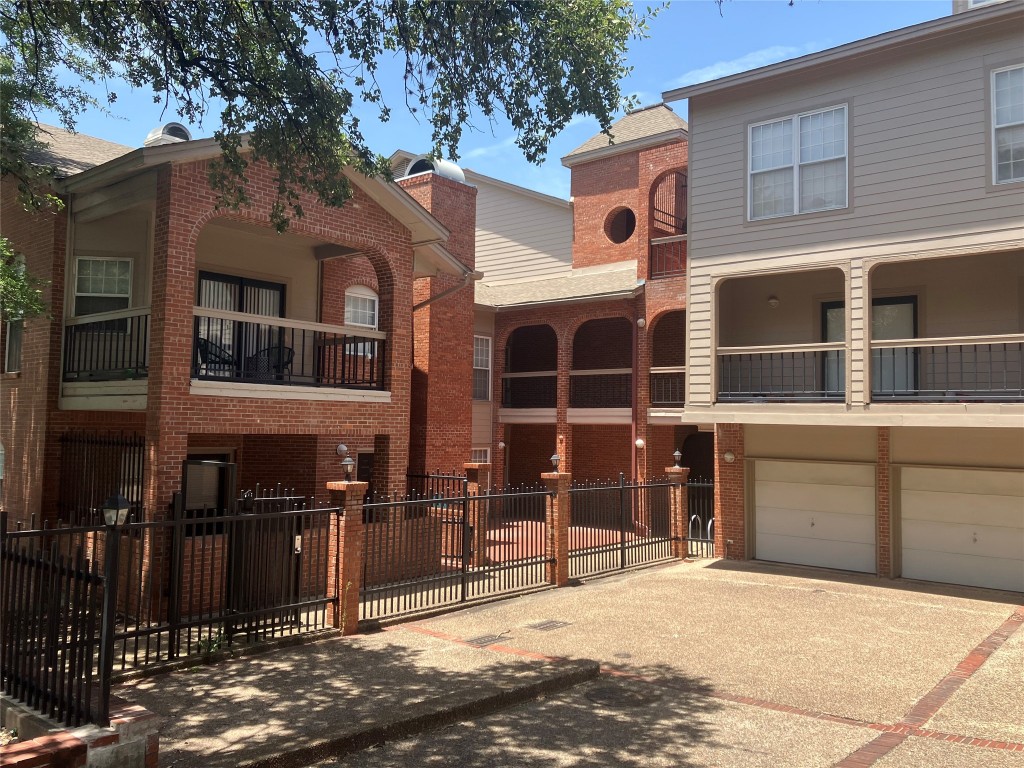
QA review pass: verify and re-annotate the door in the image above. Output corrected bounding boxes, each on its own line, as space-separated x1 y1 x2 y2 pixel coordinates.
196 272 286 376
871 297 917 397
754 460 876 573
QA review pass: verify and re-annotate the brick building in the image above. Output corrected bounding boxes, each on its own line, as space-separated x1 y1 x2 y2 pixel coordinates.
1 123 477 527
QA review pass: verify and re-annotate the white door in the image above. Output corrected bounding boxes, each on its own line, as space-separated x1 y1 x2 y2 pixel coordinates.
901 467 1024 593
755 460 876 573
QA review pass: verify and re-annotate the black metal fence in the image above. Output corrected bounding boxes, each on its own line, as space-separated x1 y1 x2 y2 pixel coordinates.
62 310 150 382
568 475 675 579
1 490 341 726
649 238 687 280
569 372 632 408
501 374 557 408
718 350 845 402
58 431 146 525
871 342 1024 401
650 369 686 406
686 478 715 558
406 472 466 499
360 484 552 621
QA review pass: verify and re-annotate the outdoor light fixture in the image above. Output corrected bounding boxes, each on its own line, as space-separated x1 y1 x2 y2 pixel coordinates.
723 450 736 464
497 441 506 450
336 443 349 458
636 317 646 328
635 438 645 449
102 492 131 527
342 456 355 479
550 453 561 471
767 295 780 309
673 450 682 468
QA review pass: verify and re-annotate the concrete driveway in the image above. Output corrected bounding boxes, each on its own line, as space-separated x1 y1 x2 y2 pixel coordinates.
329 559 1024 767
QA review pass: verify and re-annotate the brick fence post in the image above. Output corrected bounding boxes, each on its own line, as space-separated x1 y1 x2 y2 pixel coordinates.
326 480 368 635
665 465 691 559
542 471 571 587
464 462 492 567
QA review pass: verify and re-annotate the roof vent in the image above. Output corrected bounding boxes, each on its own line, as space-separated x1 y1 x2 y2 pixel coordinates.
144 122 192 147
401 154 465 184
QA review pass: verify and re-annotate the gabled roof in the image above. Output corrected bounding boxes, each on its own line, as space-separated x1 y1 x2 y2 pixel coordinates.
561 105 688 168
475 265 640 310
29 123 134 177
663 1 1022 102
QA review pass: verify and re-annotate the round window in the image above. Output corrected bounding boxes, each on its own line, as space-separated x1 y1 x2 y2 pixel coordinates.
605 207 636 244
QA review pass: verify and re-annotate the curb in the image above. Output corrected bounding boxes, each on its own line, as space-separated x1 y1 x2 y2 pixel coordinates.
238 658 600 768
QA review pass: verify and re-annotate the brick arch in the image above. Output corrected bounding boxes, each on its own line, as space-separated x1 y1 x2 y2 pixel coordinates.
649 309 686 368
495 319 570 353
648 167 688 238
504 324 559 373
564 311 634 344
571 316 633 370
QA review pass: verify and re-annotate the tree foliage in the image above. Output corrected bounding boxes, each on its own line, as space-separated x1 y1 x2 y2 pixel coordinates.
1 0 658 230
1 236 46 321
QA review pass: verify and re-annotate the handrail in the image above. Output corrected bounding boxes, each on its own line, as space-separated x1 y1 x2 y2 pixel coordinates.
192 306 386 340
650 365 686 373
502 370 557 379
650 234 688 245
718 341 845 355
64 307 151 326
870 333 1024 349
569 368 632 376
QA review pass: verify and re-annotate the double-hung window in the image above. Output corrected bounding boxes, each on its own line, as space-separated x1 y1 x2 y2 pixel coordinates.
344 286 378 329
992 64 1024 184
749 105 848 220
473 336 491 400
75 257 131 316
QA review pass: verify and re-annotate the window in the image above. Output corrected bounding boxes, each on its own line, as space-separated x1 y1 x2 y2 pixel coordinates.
5 254 26 372
75 257 131 315
749 105 847 220
344 286 378 329
473 336 491 400
993 65 1024 184
470 448 490 463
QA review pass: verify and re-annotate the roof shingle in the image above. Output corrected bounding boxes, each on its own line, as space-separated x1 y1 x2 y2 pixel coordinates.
29 123 134 178
562 104 687 164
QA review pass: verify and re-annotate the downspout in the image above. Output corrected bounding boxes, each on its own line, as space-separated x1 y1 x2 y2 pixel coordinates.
411 269 482 312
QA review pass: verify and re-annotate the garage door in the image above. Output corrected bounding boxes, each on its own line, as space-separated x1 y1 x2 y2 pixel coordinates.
754 460 876 573
901 467 1024 593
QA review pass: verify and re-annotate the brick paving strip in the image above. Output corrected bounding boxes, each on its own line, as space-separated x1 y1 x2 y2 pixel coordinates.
396 606 1024 763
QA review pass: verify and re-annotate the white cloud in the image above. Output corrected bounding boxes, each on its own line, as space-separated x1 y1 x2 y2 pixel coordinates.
463 135 518 160
668 43 819 89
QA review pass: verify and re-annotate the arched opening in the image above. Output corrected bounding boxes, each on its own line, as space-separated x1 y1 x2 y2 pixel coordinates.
650 311 686 406
571 317 632 408
648 169 688 280
503 325 557 408
604 207 637 244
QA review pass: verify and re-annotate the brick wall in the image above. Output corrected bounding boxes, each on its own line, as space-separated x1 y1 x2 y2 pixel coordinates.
877 426 892 578
714 423 746 559
571 424 632 482
399 173 477 475
505 423 557 487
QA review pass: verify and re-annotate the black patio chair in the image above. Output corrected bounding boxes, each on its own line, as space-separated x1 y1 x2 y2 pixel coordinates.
244 345 294 381
197 337 237 377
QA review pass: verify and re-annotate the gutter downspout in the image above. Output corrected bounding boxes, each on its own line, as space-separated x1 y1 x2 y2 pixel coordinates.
412 270 482 312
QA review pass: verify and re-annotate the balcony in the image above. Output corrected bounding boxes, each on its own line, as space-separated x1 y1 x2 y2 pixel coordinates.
62 308 151 382
650 367 685 406
649 236 687 280
192 308 385 390
717 343 846 402
569 369 632 408
871 335 1024 402
501 371 557 409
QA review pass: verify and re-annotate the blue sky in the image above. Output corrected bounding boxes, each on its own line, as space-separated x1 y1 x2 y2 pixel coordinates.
39 0 950 200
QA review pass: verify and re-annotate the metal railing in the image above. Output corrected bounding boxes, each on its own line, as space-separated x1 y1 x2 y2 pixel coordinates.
568 475 675 579
501 371 557 408
871 336 1024 402
649 235 687 280
58 431 146 526
193 308 386 389
717 343 846 402
686 478 715 558
650 367 686 406
569 369 632 408
62 308 150 382
360 484 552 621
406 472 466 500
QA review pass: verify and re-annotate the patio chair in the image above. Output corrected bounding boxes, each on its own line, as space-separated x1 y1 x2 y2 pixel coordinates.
197 337 237 377
244 345 294 381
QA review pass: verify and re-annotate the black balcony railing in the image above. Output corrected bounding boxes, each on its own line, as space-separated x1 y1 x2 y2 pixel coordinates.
649 237 687 280
501 373 556 408
62 309 150 382
650 368 685 406
718 347 845 402
193 311 385 389
872 340 1024 401
570 371 632 408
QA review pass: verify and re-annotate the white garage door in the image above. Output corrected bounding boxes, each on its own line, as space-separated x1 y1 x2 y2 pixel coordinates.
901 467 1024 593
755 460 876 573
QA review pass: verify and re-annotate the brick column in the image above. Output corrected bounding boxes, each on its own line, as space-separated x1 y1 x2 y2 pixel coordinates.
714 423 746 560
556 332 572 475
326 480 367 635
464 462 491 567
543 471 571 587
876 427 893 578
665 464 691 559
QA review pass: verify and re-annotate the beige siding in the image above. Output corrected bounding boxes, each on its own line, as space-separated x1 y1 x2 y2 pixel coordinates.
685 27 1024 409
472 400 493 447
746 425 877 463
470 175 572 286
892 427 1024 469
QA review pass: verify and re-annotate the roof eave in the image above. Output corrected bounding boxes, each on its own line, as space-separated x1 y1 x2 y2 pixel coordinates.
486 285 643 312
663 3 1022 103
560 130 688 168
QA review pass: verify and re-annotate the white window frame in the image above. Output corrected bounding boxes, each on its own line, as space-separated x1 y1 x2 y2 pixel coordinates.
968 0 1009 7
344 285 378 330
74 256 132 316
4 254 26 373
473 335 491 401
748 103 848 221
470 447 490 464
992 64 1024 185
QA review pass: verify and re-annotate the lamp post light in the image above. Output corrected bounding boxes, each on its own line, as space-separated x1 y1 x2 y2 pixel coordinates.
98 490 130 725
549 453 561 472
342 456 355 480
673 450 682 469
102 492 131 527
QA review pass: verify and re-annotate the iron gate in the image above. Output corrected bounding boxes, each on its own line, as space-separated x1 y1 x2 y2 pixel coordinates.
686 478 715 557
